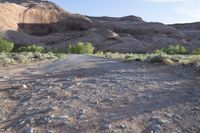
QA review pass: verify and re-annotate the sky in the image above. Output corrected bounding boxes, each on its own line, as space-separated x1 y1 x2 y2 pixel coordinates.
50 0 199 24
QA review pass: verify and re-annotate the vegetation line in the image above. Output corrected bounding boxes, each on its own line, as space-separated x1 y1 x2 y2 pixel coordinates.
0 35 200 70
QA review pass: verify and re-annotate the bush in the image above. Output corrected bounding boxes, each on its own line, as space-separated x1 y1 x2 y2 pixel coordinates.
154 45 188 55
192 48 200 55
68 42 94 54
0 37 14 52
95 51 104 57
124 55 135 62
154 49 166 55
17 45 44 53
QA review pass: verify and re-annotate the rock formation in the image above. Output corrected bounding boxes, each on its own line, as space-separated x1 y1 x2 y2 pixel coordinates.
170 22 200 50
0 0 199 53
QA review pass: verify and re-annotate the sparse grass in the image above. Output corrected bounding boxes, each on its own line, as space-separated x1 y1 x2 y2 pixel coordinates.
192 48 200 55
0 52 66 65
94 52 200 70
15 45 45 53
95 52 150 62
154 45 188 55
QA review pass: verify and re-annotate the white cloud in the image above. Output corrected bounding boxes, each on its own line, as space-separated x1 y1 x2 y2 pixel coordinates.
174 0 200 23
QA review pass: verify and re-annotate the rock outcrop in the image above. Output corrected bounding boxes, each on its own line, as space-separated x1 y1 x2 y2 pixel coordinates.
0 1 93 35
0 0 199 53
170 22 200 50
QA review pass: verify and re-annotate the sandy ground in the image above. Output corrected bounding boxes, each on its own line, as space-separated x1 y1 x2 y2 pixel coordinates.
0 55 200 133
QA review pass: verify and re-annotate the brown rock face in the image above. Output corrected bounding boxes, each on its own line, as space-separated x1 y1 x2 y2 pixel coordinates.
0 1 93 36
0 0 198 53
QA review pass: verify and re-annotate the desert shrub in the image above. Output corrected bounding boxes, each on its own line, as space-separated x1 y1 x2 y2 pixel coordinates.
14 54 29 63
67 42 94 54
162 58 174 65
17 45 44 53
0 58 14 64
154 49 167 55
47 52 56 58
0 52 8 59
192 48 200 55
154 45 188 55
189 55 200 65
95 51 104 57
105 52 125 59
0 37 14 52
124 55 135 62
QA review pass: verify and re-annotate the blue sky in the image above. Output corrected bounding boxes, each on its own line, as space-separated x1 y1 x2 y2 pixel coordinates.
50 0 199 24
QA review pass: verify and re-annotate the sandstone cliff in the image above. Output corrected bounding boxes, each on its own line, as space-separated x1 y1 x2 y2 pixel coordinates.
0 0 199 53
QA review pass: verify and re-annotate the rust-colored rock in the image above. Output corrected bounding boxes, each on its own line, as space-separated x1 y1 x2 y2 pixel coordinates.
0 0 199 53
0 1 93 36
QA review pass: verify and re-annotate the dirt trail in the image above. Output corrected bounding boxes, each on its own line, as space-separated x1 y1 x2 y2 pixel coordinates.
0 55 200 133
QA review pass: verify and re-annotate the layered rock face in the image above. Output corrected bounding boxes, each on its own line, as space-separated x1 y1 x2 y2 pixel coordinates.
0 0 198 53
0 0 93 35
170 22 200 50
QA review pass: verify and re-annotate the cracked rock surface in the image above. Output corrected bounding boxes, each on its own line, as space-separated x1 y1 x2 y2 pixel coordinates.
0 55 200 133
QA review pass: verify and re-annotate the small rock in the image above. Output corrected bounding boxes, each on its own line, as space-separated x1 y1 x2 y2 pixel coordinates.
22 84 28 89
59 84 63 87
79 108 87 114
108 113 118 120
101 97 113 103
46 130 54 133
138 109 145 112
151 115 168 124
19 119 25 125
2 117 6 121
6 128 13 132
24 127 33 133
118 124 126 129
58 115 69 119
151 124 162 133
23 102 28 106
175 115 182 120
78 114 85 119
193 107 200 111
164 112 173 119
52 115 69 120
128 116 136 121
50 115 55 119
3 76 9 79
122 97 130 104
0 129 5 132
101 123 112 130
143 94 152 99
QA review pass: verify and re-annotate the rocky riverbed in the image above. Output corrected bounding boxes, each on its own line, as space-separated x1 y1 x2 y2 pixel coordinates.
0 55 200 133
